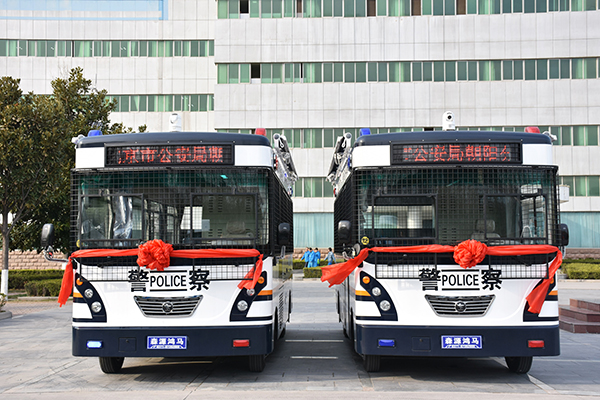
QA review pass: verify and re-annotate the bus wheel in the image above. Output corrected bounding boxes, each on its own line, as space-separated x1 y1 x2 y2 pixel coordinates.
505 356 533 374
99 357 124 374
363 354 381 372
248 355 266 372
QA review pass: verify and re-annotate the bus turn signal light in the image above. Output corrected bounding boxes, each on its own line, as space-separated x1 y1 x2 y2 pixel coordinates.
528 340 545 348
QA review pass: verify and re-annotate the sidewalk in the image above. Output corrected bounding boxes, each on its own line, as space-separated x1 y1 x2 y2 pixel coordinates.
557 279 600 305
1 295 64 317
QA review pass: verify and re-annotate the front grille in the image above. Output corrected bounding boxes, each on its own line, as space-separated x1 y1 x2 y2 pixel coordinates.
134 295 202 317
425 294 495 317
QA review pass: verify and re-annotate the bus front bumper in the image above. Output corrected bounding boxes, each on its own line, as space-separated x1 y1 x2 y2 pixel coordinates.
73 324 273 357
355 324 560 357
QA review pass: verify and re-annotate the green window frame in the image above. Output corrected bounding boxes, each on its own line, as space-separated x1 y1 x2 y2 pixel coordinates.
434 61 444 82
355 62 367 82
573 125 586 146
589 176 600 197
587 126 599 146
344 63 355 83
445 61 456 81
378 62 388 82
423 62 432 81
413 62 422 81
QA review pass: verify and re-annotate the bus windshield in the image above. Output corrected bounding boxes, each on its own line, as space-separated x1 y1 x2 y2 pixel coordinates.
76 169 269 249
356 167 556 246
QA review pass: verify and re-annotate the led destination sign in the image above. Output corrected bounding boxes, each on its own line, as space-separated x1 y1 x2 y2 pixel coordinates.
391 143 522 165
106 144 233 166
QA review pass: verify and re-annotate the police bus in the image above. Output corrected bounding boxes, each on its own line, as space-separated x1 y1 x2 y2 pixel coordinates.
42 122 297 373
323 113 568 373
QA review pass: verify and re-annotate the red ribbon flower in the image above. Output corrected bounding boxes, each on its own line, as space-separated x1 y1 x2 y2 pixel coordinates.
453 239 488 269
137 239 173 271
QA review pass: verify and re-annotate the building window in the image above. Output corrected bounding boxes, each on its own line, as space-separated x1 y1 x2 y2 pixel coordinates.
368 0 377 14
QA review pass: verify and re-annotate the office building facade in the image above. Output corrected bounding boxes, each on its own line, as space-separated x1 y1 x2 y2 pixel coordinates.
1 0 599 250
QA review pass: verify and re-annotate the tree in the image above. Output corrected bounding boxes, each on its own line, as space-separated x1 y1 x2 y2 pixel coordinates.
0 77 67 295
1 68 142 295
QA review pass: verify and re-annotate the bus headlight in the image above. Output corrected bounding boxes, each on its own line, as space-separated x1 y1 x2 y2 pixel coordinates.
91 302 103 313
84 289 94 299
246 288 255 296
379 300 391 312
237 300 249 312
371 287 381 297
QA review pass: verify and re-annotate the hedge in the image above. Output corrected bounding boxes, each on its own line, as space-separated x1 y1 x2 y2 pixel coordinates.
24 279 63 297
563 258 600 265
303 267 323 279
8 269 64 290
294 260 333 269
562 263 600 280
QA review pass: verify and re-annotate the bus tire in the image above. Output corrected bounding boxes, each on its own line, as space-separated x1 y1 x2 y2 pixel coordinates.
248 355 266 372
363 354 381 372
99 357 124 374
505 356 533 374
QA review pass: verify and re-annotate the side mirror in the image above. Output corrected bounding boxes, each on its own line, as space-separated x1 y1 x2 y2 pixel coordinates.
559 223 569 247
278 223 291 246
338 220 351 243
41 223 55 249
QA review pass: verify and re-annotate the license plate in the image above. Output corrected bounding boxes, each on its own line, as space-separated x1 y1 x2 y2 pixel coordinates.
147 336 187 350
440 269 481 291
441 335 482 349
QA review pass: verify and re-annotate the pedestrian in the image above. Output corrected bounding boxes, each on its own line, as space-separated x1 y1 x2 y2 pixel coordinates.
301 247 311 267
325 247 335 265
309 247 321 268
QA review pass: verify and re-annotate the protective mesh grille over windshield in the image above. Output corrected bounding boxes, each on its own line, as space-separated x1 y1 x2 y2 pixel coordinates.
71 167 271 252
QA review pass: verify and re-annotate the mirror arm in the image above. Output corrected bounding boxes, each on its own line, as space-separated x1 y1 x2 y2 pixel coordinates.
43 246 68 263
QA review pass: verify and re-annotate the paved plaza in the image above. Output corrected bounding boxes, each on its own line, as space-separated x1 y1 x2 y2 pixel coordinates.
0 278 599 399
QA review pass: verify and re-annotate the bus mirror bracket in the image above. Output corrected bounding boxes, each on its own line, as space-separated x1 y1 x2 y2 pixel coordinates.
278 223 291 246
559 223 569 247
41 223 68 263
338 220 351 244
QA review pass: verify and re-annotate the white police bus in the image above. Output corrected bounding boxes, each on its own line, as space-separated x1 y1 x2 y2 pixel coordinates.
42 124 297 373
324 113 568 373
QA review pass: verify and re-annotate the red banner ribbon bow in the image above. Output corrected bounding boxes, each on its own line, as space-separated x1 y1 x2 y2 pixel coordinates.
320 240 562 314
58 241 263 306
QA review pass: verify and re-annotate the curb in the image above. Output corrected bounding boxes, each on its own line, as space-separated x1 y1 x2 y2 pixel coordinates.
14 297 59 301
0 311 13 321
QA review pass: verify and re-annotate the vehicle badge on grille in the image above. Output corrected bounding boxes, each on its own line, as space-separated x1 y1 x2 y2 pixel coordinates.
162 301 174 314
455 301 467 313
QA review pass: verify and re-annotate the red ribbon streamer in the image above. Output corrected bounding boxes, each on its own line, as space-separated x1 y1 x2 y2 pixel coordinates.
58 242 263 306
320 241 562 315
